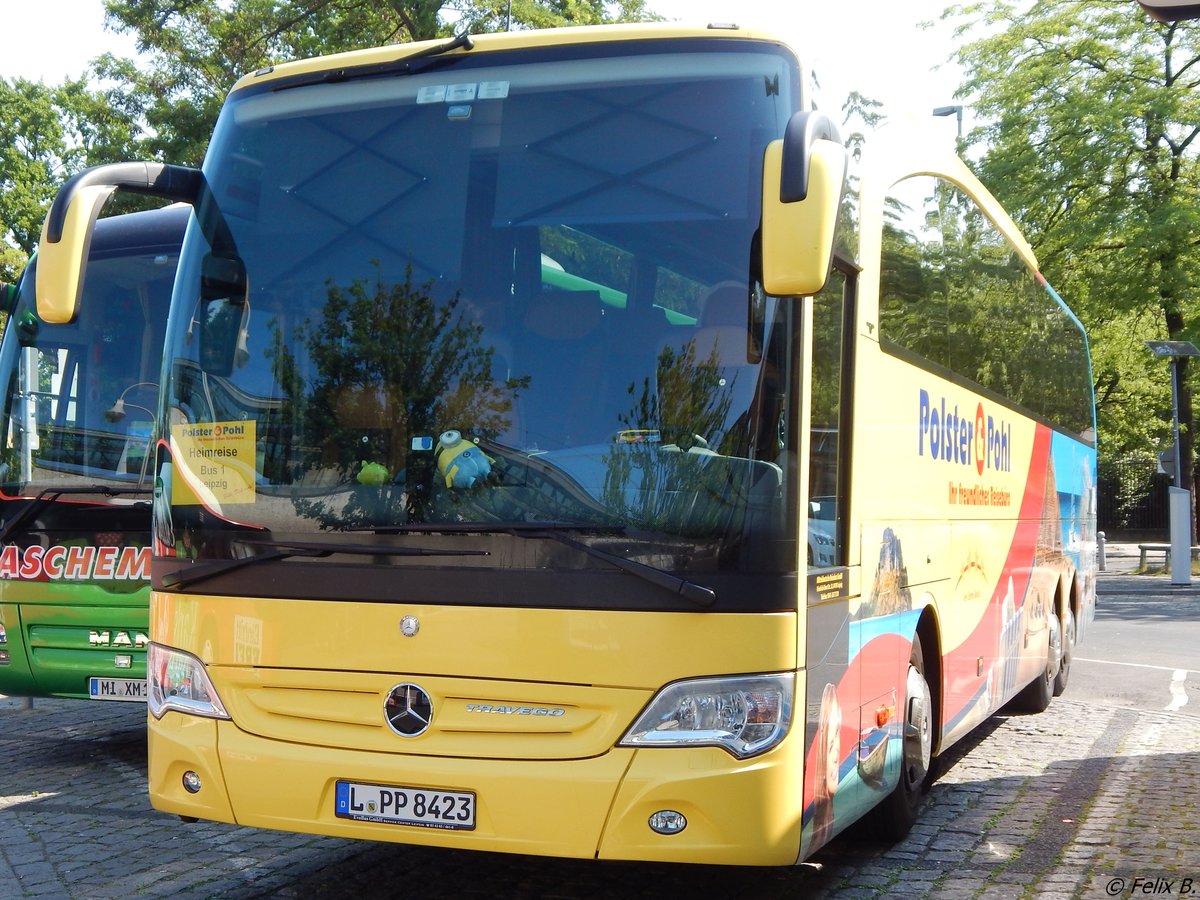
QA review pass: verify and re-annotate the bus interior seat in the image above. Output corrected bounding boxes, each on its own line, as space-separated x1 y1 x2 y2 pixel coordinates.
594 300 674 437
690 280 759 364
657 281 762 448
514 289 604 449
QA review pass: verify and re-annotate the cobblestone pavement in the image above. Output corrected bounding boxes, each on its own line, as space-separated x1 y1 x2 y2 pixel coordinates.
1 566 1196 899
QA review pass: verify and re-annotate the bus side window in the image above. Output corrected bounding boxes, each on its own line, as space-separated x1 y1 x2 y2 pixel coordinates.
809 268 848 570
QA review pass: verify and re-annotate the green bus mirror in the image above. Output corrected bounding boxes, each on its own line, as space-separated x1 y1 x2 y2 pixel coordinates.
1 281 17 318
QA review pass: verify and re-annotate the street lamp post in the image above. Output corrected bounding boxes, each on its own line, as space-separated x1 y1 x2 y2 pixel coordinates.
932 104 964 141
1145 339 1200 584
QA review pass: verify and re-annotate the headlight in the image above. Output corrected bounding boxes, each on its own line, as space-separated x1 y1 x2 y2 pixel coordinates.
147 642 230 720
619 673 793 759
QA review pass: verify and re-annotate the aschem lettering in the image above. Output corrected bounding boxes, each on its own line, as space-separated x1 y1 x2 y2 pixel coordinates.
0 545 150 581
918 389 1012 474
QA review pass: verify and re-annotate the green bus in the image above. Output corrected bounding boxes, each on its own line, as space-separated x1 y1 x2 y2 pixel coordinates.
0 206 184 700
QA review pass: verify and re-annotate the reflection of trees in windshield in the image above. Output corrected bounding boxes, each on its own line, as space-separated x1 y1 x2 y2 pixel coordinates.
269 265 527 526
600 338 753 537
881 179 1093 436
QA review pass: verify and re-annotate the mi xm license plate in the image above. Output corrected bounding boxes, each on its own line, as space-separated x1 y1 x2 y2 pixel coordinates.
335 780 475 830
88 677 148 702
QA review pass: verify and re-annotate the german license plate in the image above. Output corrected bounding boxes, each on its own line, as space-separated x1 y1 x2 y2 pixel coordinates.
335 780 475 830
88 677 148 702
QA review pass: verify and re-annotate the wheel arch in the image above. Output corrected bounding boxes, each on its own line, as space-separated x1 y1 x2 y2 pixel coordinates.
911 602 944 758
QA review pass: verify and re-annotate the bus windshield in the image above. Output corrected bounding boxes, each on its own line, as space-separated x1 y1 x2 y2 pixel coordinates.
1 211 180 495
161 41 802 600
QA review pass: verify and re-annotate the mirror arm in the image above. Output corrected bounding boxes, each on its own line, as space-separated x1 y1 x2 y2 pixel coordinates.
45 163 203 244
779 112 842 203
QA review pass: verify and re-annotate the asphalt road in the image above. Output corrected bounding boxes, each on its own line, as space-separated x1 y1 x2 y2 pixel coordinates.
1073 573 1199 717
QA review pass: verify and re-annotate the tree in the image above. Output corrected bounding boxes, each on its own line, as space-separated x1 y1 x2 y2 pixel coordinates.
0 76 142 281
272 267 525 526
949 1 1200 490
98 0 659 166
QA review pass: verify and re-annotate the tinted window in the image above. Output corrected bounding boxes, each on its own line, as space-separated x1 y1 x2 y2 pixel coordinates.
879 176 1094 441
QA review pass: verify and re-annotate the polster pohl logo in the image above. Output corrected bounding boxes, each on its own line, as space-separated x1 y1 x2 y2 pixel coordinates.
918 389 1012 475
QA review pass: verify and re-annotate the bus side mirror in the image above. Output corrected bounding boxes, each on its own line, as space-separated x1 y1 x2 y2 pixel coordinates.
198 254 250 377
35 183 116 324
36 162 203 324
1138 0 1200 21
761 111 847 297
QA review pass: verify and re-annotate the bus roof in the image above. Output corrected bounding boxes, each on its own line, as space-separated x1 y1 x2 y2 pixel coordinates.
230 23 793 94
87 204 191 257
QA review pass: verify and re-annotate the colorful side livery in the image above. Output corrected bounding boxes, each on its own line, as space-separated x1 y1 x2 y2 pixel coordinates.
0 206 184 700
798 144 1096 850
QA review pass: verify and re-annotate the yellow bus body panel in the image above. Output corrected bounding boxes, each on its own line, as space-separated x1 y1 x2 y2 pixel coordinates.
148 592 803 862
151 592 797 686
600 669 807 866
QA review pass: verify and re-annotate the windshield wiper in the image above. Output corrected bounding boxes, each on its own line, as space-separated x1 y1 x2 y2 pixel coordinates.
274 31 474 92
512 528 717 609
0 485 151 545
346 521 614 535
254 522 716 608
403 31 474 62
343 522 715 607
160 537 488 590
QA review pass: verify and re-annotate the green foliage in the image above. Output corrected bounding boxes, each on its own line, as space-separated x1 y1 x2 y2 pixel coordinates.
879 175 1095 436
951 0 1200 467
0 75 144 280
0 79 61 274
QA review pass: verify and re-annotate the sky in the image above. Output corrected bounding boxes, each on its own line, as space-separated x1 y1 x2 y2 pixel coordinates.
649 0 971 132
0 0 138 82
0 0 972 138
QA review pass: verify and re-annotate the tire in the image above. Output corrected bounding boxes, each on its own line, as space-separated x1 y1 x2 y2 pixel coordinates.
1053 604 1074 696
1013 603 1060 713
870 638 934 842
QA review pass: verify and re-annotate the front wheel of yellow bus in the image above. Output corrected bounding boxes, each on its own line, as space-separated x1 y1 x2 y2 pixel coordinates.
871 639 934 841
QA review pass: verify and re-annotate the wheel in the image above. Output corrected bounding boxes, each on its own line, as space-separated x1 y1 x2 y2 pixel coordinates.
1053 604 1074 696
870 638 934 841
1013 603 1060 713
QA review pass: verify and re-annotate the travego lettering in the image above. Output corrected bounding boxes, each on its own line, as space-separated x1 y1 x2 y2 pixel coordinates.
465 704 566 717
0 545 150 581
918 389 1012 474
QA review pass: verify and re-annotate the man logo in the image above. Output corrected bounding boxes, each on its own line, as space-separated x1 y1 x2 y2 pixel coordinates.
384 683 433 737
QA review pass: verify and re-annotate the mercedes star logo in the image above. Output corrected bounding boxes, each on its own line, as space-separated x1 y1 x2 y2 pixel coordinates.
384 683 433 737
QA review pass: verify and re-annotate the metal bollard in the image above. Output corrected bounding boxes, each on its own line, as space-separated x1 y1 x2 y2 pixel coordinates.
1098 531 1106 572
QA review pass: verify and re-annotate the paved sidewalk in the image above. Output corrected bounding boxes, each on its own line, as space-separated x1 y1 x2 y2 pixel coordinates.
811 700 1199 898
1098 540 1147 575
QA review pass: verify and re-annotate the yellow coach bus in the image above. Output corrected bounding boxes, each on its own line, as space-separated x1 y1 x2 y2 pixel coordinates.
35 23 1096 865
